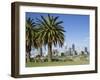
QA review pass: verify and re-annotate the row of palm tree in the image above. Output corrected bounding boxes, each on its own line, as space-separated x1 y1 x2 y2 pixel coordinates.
26 14 65 62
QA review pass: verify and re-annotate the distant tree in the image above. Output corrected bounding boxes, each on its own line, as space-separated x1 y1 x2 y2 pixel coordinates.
81 51 84 55
61 52 65 57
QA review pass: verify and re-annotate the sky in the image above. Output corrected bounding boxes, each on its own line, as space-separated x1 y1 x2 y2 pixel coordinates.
26 12 90 54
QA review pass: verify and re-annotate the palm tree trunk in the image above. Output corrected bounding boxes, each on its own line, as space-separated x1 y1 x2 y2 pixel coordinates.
26 52 28 63
26 52 31 63
40 47 42 56
26 43 31 63
48 43 52 62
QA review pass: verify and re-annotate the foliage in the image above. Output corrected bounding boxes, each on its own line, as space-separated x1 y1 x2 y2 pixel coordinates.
61 52 65 56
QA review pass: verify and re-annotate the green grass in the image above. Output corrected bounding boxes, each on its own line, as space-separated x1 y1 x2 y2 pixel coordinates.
26 57 89 67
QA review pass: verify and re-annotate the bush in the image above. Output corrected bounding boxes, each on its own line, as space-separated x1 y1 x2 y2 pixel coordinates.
61 52 65 57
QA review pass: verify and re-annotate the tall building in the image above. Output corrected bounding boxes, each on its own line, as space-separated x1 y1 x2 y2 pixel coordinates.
84 47 89 55
84 47 88 52
72 44 75 51
72 44 77 56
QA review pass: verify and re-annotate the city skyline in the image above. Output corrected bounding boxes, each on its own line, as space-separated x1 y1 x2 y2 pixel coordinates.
30 43 89 57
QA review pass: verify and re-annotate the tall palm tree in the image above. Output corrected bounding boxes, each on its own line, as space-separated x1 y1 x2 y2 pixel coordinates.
26 18 38 62
36 14 65 61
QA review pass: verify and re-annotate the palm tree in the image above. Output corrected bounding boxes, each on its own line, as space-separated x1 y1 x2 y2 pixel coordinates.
36 14 65 61
26 18 38 62
26 17 44 63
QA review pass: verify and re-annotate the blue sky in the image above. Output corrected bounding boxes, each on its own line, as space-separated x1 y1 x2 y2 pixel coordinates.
26 12 90 52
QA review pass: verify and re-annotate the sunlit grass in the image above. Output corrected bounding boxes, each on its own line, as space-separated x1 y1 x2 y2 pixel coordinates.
26 55 89 67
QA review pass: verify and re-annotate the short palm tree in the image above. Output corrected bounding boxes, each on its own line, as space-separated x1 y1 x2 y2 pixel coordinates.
36 14 65 61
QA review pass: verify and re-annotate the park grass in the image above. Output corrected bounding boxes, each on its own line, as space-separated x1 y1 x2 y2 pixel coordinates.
26 58 89 67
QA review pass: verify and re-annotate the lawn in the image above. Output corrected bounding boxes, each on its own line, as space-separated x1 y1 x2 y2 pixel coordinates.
26 56 89 67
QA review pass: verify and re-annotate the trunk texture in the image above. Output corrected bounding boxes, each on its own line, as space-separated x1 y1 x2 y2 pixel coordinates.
48 43 52 62
40 47 43 56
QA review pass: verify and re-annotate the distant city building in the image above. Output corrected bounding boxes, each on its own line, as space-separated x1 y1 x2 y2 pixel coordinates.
84 47 89 55
71 44 77 56
72 44 75 51
84 47 88 52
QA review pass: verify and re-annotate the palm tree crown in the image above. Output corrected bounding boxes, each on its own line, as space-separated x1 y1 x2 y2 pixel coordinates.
37 14 65 47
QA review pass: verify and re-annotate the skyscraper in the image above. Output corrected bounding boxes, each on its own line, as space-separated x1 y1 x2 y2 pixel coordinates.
84 47 89 55
84 47 88 52
72 44 75 51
